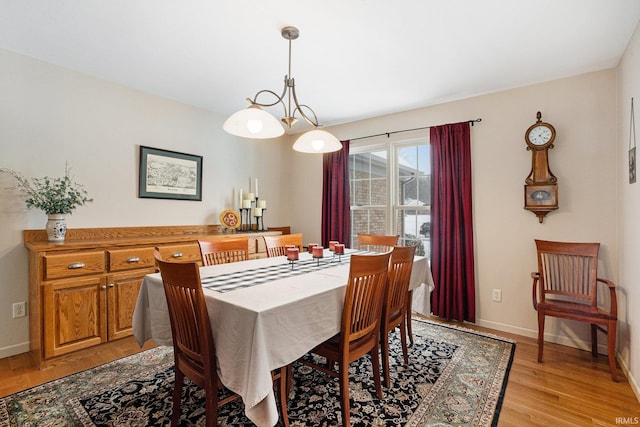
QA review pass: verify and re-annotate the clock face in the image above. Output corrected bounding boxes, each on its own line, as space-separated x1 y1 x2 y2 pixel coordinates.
527 125 553 146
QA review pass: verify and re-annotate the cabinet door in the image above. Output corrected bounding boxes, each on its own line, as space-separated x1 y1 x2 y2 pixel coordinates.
43 276 107 358
107 269 155 340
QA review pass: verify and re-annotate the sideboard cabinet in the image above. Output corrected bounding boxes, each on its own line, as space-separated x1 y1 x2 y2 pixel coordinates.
24 225 281 368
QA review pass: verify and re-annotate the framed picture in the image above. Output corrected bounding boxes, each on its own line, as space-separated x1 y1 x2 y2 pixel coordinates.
138 146 203 200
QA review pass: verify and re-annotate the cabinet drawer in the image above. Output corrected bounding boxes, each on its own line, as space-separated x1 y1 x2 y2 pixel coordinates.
108 247 156 272
43 251 105 280
157 243 202 264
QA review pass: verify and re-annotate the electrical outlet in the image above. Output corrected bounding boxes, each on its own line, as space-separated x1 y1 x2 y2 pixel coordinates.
492 289 502 302
12 302 26 318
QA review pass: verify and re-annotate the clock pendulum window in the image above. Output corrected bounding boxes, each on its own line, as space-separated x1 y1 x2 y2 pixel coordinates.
524 111 558 223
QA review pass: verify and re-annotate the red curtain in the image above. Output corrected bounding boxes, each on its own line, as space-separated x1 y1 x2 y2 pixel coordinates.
322 140 351 247
430 122 476 322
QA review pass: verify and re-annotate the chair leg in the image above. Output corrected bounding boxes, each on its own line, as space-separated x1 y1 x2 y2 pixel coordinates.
399 318 409 365
591 324 598 357
338 360 351 427
286 364 293 397
370 344 383 399
406 291 414 346
204 381 218 427
537 311 545 362
608 320 618 382
171 368 184 427
381 328 391 388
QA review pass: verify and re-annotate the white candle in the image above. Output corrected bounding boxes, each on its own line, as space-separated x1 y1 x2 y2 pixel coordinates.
257 199 266 208
247 192 255 201
255 178 259 197
239 188 243 206
253 207 262 217
242 199 252 209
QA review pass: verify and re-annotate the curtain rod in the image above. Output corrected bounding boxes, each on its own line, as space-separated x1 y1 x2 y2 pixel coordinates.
348 118 482 142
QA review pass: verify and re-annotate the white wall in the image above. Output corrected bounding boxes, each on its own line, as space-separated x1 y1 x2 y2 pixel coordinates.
0 48 293 357
291 68 633 385
618 20 640 397
1 43 637 396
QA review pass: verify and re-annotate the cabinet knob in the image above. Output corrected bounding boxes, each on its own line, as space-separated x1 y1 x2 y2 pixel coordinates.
68 262 86 269
108 283 114 288
126 256 140 263
101 285 107 290
171 252 183 258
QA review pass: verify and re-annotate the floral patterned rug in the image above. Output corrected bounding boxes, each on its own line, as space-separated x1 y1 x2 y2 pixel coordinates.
0 319 515 426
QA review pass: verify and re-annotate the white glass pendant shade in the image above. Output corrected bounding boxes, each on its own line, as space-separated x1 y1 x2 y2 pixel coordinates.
292 129 342 153
223 105 285 139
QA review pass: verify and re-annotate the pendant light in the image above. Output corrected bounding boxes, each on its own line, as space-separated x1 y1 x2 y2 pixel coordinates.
223 26 341 153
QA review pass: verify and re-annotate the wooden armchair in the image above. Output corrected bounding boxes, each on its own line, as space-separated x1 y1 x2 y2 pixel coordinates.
299 252 391 427
263 233 303 257
381 245 416 387
198 237 249 266
532 239 618 381
153 250 289 426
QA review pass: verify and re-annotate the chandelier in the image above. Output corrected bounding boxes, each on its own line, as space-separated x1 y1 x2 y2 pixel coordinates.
223 26 342 154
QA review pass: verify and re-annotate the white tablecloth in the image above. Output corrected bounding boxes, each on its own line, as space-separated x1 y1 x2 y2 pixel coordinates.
132 249 433 426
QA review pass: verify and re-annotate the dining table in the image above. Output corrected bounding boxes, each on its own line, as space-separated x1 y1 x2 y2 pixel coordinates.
132 247 434 427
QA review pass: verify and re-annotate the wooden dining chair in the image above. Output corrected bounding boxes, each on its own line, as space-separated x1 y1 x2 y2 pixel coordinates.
532 239 619 381
263 233 303 257
153 250 290 426
380 245 416 387
198 237 249 266
357 232 399 252
299 251 391 427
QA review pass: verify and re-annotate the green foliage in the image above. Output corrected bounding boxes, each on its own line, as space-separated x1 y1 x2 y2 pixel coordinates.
1 165 92 215
404 233 426 256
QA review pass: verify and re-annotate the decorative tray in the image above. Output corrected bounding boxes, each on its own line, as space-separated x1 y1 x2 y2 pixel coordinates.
219 209 241 230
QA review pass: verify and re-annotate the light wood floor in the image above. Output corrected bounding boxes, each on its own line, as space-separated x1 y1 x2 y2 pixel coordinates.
1 319 638 426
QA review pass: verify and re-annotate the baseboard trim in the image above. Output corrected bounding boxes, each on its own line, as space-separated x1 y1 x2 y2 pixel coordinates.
617 354 640 402
0 341 30 360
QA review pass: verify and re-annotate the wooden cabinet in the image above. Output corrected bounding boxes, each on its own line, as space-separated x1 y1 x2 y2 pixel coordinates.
25 225 282 368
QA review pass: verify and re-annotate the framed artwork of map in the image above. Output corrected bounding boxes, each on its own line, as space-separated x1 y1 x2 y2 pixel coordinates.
138 145 203 200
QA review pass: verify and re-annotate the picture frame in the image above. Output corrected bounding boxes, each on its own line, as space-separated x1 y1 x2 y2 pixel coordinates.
138 146 203 200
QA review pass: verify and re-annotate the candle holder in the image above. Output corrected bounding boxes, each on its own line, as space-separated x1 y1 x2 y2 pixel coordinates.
239 207 251 231
312 246 324 266
286 247 299 269
253 197 267 231
333 243 345 262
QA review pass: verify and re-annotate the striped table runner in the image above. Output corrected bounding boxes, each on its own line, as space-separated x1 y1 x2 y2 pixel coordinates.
201 252 356 293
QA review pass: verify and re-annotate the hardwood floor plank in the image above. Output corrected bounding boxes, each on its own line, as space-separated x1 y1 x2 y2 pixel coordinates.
1 318 638 426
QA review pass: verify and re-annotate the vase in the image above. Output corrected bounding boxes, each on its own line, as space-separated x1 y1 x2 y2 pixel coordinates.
46 214 67 242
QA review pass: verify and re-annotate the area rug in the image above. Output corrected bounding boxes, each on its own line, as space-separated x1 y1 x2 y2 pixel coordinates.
0 319 515 426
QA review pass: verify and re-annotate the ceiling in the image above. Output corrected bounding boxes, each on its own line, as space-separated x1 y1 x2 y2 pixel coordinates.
2 1 640 132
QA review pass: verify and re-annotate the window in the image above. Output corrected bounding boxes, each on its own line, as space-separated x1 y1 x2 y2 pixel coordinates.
349 138 430 256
